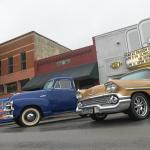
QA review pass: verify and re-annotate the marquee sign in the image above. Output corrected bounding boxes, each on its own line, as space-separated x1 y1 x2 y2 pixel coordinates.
125 46 150 69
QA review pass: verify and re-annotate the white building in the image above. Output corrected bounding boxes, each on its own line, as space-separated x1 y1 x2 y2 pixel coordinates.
94 18 150 84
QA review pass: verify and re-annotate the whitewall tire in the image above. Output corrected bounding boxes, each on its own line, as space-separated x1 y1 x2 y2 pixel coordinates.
19 107 41 127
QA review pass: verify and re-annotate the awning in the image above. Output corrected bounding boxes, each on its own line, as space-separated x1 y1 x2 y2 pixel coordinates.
23 62 99 91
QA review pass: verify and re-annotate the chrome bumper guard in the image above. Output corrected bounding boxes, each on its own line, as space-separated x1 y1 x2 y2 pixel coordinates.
3 103 14 119
76 93 131 114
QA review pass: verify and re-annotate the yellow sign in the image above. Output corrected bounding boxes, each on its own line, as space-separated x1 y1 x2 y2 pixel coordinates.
125 46 150 69
111 62 122 69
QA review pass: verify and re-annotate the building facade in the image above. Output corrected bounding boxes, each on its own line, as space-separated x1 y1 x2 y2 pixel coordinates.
23 45 99 91
0 31 70 98
94 18 150 84
93 25 136 83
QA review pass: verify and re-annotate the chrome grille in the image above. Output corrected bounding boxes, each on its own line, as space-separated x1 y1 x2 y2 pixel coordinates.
81 95 112 106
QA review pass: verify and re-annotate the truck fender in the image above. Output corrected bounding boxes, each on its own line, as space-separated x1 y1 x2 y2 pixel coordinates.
13 98 52 119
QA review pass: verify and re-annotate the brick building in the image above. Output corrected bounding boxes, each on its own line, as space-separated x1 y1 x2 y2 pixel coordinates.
23 45 99 91
0 31 70 98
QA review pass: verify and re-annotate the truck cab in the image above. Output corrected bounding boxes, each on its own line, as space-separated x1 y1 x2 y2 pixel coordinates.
6 77 78 127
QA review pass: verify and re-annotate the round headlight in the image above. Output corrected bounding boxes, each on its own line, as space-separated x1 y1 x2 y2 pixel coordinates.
76 91 82 100
106 95 119 104
77 102 83 108
105 83 118 93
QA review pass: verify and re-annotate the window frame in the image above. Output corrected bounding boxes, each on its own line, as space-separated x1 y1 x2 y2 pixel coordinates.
20 52 27 70
54 79 72 89
6 82 17 93
8 57 13 74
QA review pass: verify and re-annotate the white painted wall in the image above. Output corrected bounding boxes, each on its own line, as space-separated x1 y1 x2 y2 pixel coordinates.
94 25 136 83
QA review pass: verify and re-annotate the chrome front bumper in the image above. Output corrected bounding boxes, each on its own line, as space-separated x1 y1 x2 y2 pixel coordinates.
76 93 131 114
3 102 14 119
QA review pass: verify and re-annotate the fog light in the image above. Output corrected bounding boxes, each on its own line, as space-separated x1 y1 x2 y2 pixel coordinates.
76 90 82 100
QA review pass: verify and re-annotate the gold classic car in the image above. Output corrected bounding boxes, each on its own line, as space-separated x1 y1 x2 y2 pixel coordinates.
76 68 150 121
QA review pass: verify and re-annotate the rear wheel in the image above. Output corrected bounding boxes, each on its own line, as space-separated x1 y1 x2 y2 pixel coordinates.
128 93 149 120
17 107 41 127
90 114 107 121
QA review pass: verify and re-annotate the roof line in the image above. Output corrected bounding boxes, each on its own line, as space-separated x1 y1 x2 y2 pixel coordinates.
0 31 71 50
0 31 35 46
33 31 71 50
37 45 93 65
93 24 137 39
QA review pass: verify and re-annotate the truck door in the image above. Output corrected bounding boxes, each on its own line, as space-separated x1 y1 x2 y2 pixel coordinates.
49 79 77 112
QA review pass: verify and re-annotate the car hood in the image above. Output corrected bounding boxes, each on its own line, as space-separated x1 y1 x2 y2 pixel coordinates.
79 79 150 101
10 90 47 101
79 84 106 101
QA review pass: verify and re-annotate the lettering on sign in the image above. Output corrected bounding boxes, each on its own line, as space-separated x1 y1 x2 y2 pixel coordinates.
111 62 122 69
56 59 71 66
125 47 150 68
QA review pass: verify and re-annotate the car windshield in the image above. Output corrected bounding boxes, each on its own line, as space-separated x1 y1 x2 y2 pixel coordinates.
120 69 150 80
43 80 54 90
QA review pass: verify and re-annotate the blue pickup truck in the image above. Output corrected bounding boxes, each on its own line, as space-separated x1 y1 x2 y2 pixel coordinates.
6 77 83 127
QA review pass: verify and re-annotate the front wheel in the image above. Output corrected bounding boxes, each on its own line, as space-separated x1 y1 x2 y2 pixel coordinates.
90 114 107 121
128 93 149 121
17 107 41 127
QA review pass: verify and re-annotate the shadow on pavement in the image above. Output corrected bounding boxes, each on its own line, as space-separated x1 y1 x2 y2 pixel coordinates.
1 113 149 133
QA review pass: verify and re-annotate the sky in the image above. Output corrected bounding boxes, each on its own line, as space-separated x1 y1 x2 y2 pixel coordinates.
0 0 150 49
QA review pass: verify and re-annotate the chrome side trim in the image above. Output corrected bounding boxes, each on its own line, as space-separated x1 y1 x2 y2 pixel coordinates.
81 93 130 101
80 99 130 110
126 87 150 91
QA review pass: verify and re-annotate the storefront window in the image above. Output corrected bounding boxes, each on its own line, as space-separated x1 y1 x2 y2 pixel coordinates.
7 82 17 93
0 85 4 95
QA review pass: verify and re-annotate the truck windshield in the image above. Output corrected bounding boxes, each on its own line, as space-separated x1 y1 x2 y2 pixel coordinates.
43 80 54 90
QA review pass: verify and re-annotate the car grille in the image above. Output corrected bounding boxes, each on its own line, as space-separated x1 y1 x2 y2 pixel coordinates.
81 95 112 106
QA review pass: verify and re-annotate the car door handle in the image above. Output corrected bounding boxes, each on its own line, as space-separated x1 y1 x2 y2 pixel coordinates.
40 95 47 98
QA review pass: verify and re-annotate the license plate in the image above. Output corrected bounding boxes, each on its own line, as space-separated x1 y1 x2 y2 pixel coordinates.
82 108 94 114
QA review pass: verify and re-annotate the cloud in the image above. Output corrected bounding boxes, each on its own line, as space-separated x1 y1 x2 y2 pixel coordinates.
0 0 150 49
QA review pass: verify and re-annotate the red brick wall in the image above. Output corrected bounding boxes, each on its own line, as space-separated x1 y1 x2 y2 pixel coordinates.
1 59 8 75
0 34 34 56
26 50 34 69
0 33 35 97
0 68 35 85
36 45 97 75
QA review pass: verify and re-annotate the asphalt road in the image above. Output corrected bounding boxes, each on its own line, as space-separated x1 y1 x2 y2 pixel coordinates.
0 113 150 150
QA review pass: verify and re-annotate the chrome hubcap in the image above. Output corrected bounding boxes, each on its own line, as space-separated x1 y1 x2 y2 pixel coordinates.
26 112 36 122
134 96 147 117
